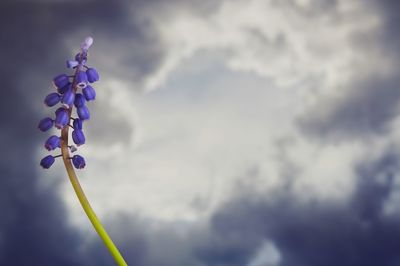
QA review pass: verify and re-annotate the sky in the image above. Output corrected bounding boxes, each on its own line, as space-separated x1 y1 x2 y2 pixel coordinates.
2 0 400 265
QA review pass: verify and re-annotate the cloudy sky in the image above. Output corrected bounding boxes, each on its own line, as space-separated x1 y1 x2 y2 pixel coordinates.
2 0 400 265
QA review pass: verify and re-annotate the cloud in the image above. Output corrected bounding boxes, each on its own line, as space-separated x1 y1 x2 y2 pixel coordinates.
79 147 400 266
3 0 400 265
0 0 169 265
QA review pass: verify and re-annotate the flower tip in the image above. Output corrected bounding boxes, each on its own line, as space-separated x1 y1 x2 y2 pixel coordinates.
81 36 93 51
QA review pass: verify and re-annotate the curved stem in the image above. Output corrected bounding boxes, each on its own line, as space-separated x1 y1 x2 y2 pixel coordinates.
60 52 128 266
60 144 128 266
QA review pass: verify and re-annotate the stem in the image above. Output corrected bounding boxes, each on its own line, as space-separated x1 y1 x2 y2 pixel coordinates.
60 52 128 266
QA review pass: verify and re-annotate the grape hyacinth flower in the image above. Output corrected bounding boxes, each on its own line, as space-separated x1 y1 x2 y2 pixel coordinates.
44 92 61 107
72 129 85 146
40 155 56 169
83 84 96 101
72 154 86 169
38 117 53 132
38 37 127 265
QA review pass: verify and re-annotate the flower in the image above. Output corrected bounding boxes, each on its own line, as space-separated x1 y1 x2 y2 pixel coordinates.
75 53 87 64
58 82 71 94
74 93 86 108
86 68 99 83
72 155 86 169
55 108 69 129
38 117 54 132
44 92 61 107
55 106 67 115
66 60 79 68
80 36 93 51
76 71 88 88
40 155 55 169
44 135 60 151
73 118 83 130
40 37 100 169
83 85 96 101
77 105 90 120
53 74 69 89
72 129 85 146
61 88 75 107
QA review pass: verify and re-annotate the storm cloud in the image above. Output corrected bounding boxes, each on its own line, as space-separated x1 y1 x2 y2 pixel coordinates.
2 0 400 265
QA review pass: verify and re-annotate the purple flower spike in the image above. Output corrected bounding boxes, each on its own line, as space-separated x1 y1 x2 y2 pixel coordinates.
44 92 61 107
55 108 69 129
83 85 96 101
40 155 55 169
45 135 60 151
38 117 53 132
72 129 85 146
40 37 100 170
61 88 75 107
77 105 90 120
53 74 69 89
72 155 86 169
66 60 79 68
74 93 86 108
73 118 83 130
86 68 99 83
76 71 88 89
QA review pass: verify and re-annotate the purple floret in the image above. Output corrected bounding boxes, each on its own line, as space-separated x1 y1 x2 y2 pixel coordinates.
40 155 55 169
72 155 86 169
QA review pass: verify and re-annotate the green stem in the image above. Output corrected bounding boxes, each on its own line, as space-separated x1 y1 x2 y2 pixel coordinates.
60 144 128 266
60 51 128 265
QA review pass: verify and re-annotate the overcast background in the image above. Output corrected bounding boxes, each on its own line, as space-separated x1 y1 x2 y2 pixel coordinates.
2 0 400 265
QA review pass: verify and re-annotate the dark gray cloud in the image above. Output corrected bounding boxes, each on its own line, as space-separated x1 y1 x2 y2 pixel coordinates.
297 73 400 141
0 0 223 265
80 147 400 266
191 148 400 266
297 0 400 142
0 0 164 265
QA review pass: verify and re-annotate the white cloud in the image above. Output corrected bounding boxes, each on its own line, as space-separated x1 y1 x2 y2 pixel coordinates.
59 0 393 228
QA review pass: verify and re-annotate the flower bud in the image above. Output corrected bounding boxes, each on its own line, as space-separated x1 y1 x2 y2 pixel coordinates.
40 155 55 169
44 135 60 151
72 155 86 169
66 60 79 68
77 106 90 120
72 129 85 146
44 93 61 107
75 52 88 63
74 93 86 108
83 85 96 101
53 74 69 89
58 82 71 94
73 118 83 130
55 106 67 116
69 145 77 153
61 88 75 107
81 36 93 51
55 108 69 129
38 117 53 132
76 71 88 88
86 68 99 83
